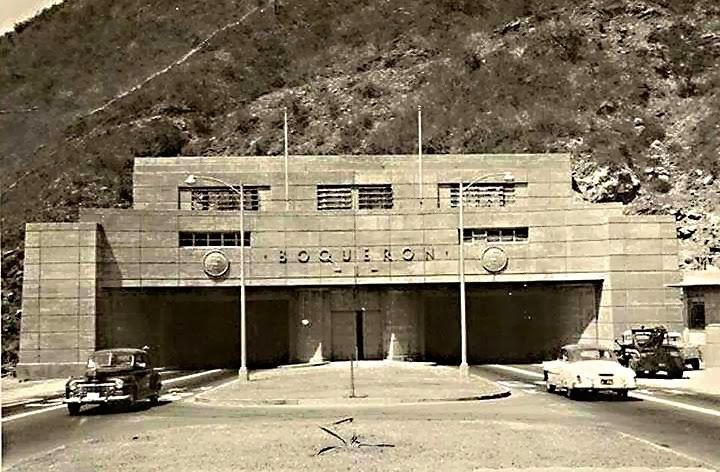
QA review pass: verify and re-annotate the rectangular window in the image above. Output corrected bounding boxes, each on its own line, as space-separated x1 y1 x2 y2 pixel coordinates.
688 298 706 330
439 182 517 208
179 186 269 211
461 227 529 243
317 184 394 211
179 231 251 247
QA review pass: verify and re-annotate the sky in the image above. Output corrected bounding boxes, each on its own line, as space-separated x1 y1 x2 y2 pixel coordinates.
0 0 66 35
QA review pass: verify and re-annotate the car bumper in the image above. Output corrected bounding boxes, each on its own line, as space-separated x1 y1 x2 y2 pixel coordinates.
572 381 637 391
64 394 133 404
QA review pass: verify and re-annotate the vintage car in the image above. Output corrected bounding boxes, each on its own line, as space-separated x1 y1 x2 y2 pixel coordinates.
616 327 685 378
665 331 702 371
542 344 637 399
64 348 162 415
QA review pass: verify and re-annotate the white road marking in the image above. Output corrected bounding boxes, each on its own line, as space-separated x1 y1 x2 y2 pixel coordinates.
616 430 718 469
486 364 720 418
1 405 64 423
163 369 224 386
190 374 242 398
488 364 544 379
630 392 720 418
2 369 225 423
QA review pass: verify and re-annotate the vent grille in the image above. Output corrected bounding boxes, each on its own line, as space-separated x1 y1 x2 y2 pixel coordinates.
317 185 354 210
358 184 393 209
180 186 268 211
441 183 516 208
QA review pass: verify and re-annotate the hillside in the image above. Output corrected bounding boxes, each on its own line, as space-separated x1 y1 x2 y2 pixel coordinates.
2 0 720 367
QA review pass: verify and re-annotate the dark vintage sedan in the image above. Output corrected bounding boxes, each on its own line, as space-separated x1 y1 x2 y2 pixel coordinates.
64 348 162 415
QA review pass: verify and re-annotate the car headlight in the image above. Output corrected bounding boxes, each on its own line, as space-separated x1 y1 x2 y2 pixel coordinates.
112 378 124 389
68 380 80 391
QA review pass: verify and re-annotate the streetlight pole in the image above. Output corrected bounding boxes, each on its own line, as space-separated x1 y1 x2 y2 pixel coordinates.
458 172 514 377
184 174 249 381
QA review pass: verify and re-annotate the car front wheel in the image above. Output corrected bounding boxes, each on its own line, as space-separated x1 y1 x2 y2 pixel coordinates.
616 389 629 399
67 403 81 416
689 359 700 371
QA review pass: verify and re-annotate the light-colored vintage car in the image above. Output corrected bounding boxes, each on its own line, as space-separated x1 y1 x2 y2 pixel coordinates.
542 344 637 399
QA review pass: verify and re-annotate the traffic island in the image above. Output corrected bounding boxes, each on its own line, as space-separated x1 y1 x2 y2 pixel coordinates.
194 361 509 406
8 416 709 472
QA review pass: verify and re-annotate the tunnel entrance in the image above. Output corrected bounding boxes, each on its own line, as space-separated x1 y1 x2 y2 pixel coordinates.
97 288 290 369
424 282 601 364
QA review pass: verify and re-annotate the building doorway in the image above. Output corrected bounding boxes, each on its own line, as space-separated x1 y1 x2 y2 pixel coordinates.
330 308 383 360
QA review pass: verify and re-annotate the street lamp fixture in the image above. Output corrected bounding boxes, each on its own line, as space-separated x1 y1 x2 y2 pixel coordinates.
458 172 514 377
184 173 249 381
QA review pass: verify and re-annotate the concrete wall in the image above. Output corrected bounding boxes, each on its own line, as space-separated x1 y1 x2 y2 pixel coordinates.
599 216 684 344
16 223 100 379
132 154 569 211
705 288 720 325
17 153 685 376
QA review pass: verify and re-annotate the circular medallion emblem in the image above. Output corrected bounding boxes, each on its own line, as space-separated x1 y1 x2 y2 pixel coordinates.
481 246 508 273
203 250 230 278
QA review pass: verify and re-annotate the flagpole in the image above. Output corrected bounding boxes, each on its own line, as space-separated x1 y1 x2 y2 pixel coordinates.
284 107 289 211
417 105 423 203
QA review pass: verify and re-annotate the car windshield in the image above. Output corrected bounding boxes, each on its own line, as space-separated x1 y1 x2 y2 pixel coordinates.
568 349 616 362
88 352 134 368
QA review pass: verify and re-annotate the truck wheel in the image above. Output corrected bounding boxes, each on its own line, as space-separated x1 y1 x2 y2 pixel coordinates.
67 404 81 416
566 388 577 400
689 359 700 371
546 381 556 393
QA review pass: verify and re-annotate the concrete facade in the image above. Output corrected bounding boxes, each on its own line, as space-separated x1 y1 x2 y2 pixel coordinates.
668 271 720 365
17 154 684 378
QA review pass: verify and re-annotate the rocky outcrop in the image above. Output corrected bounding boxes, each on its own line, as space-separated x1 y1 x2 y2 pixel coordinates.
573 162 641 204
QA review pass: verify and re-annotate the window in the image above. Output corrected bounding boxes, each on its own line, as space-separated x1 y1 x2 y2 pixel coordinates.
179 231 251 247
317 184 394 210
461 227 529 243
688 297 706 330
179 186 269 211
438 182 517 208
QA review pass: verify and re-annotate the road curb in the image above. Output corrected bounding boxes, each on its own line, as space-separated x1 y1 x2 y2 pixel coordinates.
193 387 511 406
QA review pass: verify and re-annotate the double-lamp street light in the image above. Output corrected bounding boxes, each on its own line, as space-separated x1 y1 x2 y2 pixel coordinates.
458 172 514 376
184 174 249 381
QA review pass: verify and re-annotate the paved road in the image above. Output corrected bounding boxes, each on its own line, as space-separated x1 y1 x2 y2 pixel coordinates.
1 369 235 467
3 365 719 470
473 364 720 468
1 369 216 418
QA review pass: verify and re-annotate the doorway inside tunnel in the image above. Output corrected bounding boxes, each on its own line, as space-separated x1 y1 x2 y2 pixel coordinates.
423 282 601 364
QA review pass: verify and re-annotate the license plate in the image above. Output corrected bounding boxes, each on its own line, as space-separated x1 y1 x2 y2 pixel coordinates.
601 379 613 385
85 392 100 400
